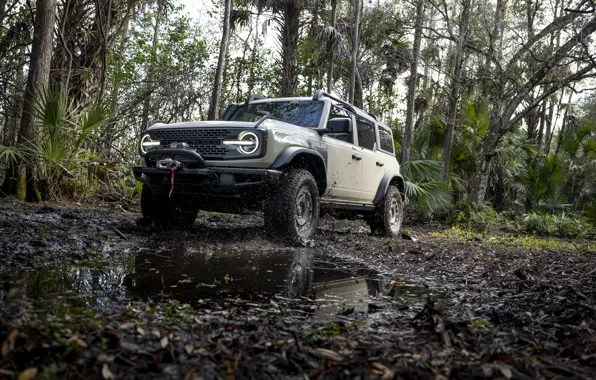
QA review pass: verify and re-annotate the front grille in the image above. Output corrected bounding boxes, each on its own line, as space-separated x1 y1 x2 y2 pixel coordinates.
152 128 237 158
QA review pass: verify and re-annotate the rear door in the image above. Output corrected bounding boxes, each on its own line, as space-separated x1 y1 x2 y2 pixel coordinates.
355 116 386 203
322 107 362 202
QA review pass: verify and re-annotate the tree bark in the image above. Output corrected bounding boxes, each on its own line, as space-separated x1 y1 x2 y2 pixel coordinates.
208 0 231 119
402 0 424 164
348 0 361 104
11 0 57 200
442 0 470 182
141 1 164 129
279 1 300 97
326 0 337 93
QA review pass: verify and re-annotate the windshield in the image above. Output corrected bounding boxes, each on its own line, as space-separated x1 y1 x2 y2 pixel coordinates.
229 100 324 128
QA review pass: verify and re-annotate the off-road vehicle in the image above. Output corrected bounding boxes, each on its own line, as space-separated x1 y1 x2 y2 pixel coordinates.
133 90 405 243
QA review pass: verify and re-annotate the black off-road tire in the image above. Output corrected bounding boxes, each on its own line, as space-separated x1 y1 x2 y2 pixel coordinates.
368 185 404 237
265 169 320 245
141 184 199 228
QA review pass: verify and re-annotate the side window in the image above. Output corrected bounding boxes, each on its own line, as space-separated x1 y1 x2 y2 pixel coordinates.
327 106 354 144
356 117 375 150
378 126 394 154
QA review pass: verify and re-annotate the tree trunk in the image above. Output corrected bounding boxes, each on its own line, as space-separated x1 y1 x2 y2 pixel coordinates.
348 0 361 104
402 0 424 164
326 0 338 93
141 1 164 129
307 1 319 96
279 1 300 97
9 0 57 200
442 0 470 182
208 0 231 119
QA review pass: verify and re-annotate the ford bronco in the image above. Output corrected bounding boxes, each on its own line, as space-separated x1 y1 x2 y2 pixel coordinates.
133 90 405 244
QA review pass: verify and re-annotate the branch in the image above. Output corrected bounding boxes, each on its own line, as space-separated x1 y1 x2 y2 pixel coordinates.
505 3 589 75
506 62 596 129
504 15 596 121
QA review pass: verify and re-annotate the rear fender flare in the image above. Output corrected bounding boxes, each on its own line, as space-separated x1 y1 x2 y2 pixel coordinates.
373 173 405 204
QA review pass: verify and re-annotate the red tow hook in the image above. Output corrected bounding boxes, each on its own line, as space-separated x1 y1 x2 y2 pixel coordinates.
169 168 176 198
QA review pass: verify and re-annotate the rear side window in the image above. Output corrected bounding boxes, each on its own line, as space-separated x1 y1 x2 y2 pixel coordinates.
356 117 376 150
378 126 394 153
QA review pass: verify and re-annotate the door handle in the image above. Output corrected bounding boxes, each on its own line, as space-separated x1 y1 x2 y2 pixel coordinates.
352 154 362 161
376 162 384 167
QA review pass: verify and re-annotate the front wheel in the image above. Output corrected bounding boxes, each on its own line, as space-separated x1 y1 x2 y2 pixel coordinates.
368 185 404 237
265 169 320 245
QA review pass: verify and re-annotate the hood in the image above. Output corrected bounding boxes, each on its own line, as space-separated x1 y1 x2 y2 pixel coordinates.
147 121 256 131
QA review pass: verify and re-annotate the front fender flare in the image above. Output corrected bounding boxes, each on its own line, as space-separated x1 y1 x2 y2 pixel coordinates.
271 147 327 194
373 173 405 204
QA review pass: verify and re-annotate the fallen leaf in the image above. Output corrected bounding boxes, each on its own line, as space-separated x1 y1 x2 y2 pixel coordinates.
119 323 135 330
495 363 512 379
308 348 343 361
197 347 211 356
184 344 193 355
160 337 168 349
17 368 37 380
102 363 115 380
1 330 18 356
137 327 146 336
152 329 161 338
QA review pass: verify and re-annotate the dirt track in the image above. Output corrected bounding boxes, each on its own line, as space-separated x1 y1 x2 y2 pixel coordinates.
0 197 595 379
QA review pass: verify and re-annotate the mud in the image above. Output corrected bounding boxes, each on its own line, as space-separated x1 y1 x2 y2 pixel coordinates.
0 197 595 379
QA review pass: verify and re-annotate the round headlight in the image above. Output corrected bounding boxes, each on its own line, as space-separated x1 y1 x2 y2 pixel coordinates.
237 131 259 155
139 133 160 156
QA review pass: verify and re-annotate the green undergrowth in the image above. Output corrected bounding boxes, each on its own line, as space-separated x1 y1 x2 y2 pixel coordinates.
447 204 596 239
431 225 596 253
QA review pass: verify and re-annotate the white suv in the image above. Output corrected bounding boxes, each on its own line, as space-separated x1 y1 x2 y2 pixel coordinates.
134 90 405 244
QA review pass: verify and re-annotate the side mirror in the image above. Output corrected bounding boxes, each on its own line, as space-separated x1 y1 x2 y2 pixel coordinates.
315 117 352 134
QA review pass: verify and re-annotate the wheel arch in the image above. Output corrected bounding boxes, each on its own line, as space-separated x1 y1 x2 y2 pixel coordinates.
271 147 327 196
373 172 405 204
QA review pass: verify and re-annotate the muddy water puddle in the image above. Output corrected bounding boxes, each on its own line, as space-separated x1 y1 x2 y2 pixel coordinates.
1 238 444 319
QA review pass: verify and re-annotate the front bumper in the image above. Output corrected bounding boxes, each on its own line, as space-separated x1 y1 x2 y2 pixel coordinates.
133 149 282 198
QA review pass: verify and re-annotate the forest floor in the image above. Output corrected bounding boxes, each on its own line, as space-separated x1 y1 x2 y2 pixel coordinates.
0 197 595 379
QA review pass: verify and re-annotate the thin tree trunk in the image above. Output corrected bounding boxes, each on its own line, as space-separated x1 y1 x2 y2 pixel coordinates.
326 0 337 93
141 2 163 129
307 1 319 96
442 0 470 182
348 0 361 104
208 0 231 119
11 0 57 200
544 101 554 155
535 101 547 164
402 0 424 164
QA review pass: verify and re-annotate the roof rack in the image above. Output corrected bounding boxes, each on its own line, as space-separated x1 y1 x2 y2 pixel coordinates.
313 89 379 121
312 90 355 113
244 94 266 105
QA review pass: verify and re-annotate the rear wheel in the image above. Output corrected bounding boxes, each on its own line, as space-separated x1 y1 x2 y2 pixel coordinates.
265 169 320 245
368 185 404 237
141 184 199 228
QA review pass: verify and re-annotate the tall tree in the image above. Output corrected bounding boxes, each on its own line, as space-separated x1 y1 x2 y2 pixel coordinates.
141 1 164 129
10 0 58 199
442 0 471 181
278 0 303 96
326 0 338 93
348 0 361 104
473 6 596 204
402 0 424 164
208 0 232 120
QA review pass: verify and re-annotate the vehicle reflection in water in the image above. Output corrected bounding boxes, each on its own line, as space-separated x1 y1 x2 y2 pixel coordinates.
2 239 438 317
